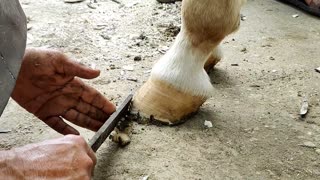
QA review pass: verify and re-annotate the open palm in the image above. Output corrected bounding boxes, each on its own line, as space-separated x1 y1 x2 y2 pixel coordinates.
12 48 116 135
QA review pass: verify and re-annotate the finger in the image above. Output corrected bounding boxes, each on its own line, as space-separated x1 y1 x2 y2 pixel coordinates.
66 78 116 115
62 59 100 79
35 95 78 119
50 50 100 79
86 145 97 166
80 83 116 115
43 116 80 135
63 135 97 174
63 109 103 132
86 145 97 176
75 100 110 122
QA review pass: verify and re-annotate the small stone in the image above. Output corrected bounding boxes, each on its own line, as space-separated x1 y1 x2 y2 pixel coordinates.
144 70 152 74
292 14 299 18
299 141 316 148
241 47 247 53
269 57 275 60
315 67 320 73
109 64 116 70
138 33 147 40
241 14 247 21
316 149 320 154
159 46 169 54
127 77 138 82
134 55 142 61
231 63 239 66
0 129 11 133
300 99 309 117
142 175 149 180
27 24 32 31
101 34 111 40
204 120 213 128
64 0 85 3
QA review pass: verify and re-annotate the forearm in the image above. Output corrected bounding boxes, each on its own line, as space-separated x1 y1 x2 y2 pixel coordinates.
0 150 24 179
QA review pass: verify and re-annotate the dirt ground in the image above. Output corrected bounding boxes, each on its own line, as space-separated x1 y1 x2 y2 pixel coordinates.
1 0 320 179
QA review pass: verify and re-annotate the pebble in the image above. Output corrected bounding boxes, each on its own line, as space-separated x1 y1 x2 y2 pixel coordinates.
127 77 138 82
300 141 316 148
134 55 142 61
269 57 275 60
316 149 320 155
292 14 299 18
300 99 309 117
141 175 149 180
0 129 11 133
109 64 116 70
241 47 247 53
241 14 247 21
64 0 85 3
315 67 320 73
204 120 213 128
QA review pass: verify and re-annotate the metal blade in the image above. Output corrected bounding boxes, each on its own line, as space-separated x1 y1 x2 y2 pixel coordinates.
89 94 133 152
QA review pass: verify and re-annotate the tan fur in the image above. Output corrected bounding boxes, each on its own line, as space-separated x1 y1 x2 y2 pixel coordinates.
183 0 245 52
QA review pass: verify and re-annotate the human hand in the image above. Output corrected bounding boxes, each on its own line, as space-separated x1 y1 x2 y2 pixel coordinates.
12 48 116 135
305 0 320 7
0 135 96 179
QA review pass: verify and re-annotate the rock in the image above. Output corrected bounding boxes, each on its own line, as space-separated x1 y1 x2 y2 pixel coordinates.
141 175 149 180
316 149 320 155
144 70 152 74
299 141 316 148
27 24 32 31
241 47 247 53
204 120 213 128
269 57 275 60
164 23 181 37
109 64 116 70
87 2 97 9
64 0 85 3
134 55 142 61
159 46 169 54
0 129 11 133
292 14 299 18
127 77 138 82
299 99 309 118
101 33 111 40
315 67 320 73
240 14 247 21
